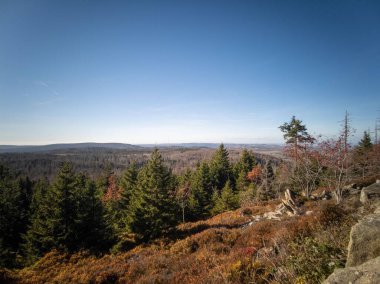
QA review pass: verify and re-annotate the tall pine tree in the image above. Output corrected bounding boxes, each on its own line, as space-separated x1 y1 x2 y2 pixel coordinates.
0 165 32 267
188 162 212 220
24 163 110 263
209 144 233 191
127 149 178 241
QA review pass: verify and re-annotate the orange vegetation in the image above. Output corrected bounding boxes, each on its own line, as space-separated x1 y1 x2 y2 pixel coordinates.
9 199 358 284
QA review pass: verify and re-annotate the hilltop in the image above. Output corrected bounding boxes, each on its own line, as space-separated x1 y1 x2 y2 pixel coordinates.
3 189 378 284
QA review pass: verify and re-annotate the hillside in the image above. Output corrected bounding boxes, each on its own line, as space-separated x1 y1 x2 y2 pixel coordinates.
0 143 144 153
0 146 279 180
3 192 377 284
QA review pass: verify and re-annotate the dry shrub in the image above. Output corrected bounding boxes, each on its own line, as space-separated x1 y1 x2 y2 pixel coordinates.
0 267 19 283
171 228 240 254
13 199 360 284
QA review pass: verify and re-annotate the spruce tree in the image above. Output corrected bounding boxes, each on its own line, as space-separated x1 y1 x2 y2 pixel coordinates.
209 144 233 190
74 175 110 251
188 162 212 220
211 181 239 215
0 165 32 267
237 149 256 175
127 149 178 241
24 163 110 262
115 163 139 234
22 178 51 264
358 131 372 150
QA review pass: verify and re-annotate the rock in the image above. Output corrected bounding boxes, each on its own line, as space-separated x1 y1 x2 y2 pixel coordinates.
263 211 282 220
360 188 369 204
324 256 380 284
349 188 361 195
344 183 358 190
363 182 380 200
319 190 332 200
346 212 380 267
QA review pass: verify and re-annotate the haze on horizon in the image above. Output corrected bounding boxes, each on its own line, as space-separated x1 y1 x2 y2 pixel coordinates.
1 0 379 145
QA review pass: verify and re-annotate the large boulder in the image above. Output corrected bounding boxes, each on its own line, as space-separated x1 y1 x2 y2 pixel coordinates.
346 211 380 267
324 256 380 284
360 181 380 204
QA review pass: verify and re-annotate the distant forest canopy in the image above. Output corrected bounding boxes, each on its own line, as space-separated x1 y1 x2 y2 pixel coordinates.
1 144 280 268
0 146 278 181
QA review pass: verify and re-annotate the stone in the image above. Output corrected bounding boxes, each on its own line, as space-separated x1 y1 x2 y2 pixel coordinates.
349 188 361 195
324 256 380 284
363 182 380 200
344 183 358 190
346 212 380 267
360 188 369 204
263 211 282 220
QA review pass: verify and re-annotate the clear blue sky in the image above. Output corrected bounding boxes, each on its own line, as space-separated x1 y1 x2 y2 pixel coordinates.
1 0 379 145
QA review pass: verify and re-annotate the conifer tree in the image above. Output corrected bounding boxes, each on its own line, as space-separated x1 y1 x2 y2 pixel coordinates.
188 162 212 220
119 162 139 210
279 116 313 164
24 163 110 262
74 175 110 251
127 149 178 241
235 149 256 191
114 162 139 234
358 131 372 150
211 181 239 215
22 178 51 264
209 144 233 190
237 149 256 175
354 131 373 178
0 165 32 267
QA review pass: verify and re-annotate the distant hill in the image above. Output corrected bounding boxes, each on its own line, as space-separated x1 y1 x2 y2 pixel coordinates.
0 143 144 153
139 143 283 151
0 142 283 153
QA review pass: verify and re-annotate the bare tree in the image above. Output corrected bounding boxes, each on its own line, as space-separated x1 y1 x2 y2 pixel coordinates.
319 135 352 204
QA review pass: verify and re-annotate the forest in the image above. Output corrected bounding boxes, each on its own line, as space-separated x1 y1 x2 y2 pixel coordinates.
1 115 380 283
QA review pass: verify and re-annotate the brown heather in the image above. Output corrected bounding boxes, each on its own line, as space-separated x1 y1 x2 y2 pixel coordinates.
3 197 360 284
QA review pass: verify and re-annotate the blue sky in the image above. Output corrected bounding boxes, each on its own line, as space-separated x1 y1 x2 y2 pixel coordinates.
0 0 379 145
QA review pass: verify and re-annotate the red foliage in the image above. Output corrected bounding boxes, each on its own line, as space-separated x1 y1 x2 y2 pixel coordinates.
102 174 121 203
247 165 262 183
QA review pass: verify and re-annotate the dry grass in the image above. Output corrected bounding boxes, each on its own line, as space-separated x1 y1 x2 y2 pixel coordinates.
10 198 361 284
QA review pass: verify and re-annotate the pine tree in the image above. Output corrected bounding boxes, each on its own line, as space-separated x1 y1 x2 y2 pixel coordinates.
114 162 139 234
237 149 256 174
358 131 372 150
119 162 138 209
74 175 110 251
235 149 256 191
279 116 313 163
0 165 32 267
24 163 110 262
127 149 178 241
22 178 51 264
354 131 373 178
211 181 239 215
209 144 233 190
188 162 212 220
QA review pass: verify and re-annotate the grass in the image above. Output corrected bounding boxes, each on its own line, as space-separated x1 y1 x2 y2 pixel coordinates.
8 197 361 284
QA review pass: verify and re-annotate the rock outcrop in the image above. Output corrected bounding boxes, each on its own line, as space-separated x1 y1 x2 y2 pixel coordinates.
324 256 380 284
360 180 380 204
324 188 380 284
345 208 380 267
